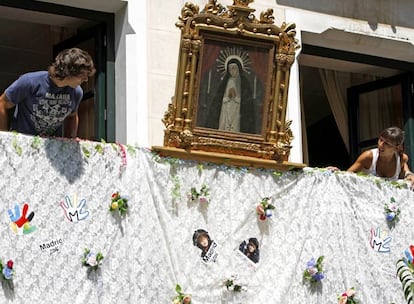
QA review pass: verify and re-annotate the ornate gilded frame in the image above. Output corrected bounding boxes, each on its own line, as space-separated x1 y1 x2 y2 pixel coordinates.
155 0 303 169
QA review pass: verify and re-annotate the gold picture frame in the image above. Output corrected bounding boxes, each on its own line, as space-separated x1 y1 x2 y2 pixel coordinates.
153 0 305 170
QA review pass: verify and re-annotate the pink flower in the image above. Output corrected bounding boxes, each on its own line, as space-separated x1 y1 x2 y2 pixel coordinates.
182 295 191 304
199 196 208 204
345 288 355 297
256 205 265 215
307 267 317 276
338 295 348 304
389 203 398 212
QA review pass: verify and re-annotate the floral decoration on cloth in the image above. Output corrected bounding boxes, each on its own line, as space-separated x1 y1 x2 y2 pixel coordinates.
81 248 104 270
172 284 191 304
0 259 14 280
337 288 359 304
224 275 246 292
303 256 325 284
397 245 414 303
109 191 129 216
402 244 414 272
188 184 210 203
384 197 400 222
256 196 275 221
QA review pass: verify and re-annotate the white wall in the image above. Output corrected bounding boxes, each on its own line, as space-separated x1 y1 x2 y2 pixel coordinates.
115 1 149 146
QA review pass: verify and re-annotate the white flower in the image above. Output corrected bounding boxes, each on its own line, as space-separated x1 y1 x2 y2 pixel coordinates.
86 253 98 267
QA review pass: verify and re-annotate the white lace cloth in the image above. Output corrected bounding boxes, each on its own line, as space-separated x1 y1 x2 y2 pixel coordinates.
0 131 412 304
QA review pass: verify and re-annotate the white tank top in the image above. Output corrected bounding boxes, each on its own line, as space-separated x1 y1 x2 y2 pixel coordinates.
363 148 401 180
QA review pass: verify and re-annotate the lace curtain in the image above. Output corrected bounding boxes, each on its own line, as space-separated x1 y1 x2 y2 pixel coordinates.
0 132 412 304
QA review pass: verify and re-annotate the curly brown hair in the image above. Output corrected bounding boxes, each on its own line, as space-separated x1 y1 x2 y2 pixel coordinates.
48 48 96 80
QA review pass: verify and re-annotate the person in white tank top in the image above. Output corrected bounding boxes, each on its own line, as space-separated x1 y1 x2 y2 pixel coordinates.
362 148 401 180
347 126 414 185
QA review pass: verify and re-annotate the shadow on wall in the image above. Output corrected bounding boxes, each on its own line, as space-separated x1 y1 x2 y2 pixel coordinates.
275 0 412 30
44 139 84 184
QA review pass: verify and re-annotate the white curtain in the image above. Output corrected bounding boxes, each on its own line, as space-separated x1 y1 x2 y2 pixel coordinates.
318 69 350 152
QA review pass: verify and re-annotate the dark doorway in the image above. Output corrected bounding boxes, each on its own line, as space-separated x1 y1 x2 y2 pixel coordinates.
348 73 414 168
0 1 114 141
299 44 413 170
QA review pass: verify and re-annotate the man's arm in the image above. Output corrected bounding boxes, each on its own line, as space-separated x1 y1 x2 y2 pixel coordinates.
347 150 373 173
0 93 15 131
63 112 79 138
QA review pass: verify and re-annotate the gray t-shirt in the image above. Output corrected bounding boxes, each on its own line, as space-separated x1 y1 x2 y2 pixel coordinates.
5 71 83 136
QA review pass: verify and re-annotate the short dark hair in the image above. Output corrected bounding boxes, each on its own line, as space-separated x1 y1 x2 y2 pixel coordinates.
248 237 259 249
49 48 96 80
380 126 405 146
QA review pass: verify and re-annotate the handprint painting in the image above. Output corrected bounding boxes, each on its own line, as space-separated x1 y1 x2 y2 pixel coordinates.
60 194 89 223
8 203 37 235
370 227 392 253
192 229 218 264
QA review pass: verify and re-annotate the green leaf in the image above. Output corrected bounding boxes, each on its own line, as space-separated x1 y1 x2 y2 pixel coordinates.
126 144 137 156
31 136 41 149
95 144 104 154
316 256 324 265
12 138 22 156
82 146 91 158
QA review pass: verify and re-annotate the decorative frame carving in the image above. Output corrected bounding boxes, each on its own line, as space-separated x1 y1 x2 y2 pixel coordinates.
156 0 303 168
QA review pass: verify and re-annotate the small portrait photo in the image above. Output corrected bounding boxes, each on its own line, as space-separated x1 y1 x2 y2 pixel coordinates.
192 229 218 263
238 237 260 264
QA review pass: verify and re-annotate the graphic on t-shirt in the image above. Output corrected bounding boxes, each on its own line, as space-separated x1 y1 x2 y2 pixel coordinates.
60 194 89 223
192 229 218 263
238 237 260 264
31 92 73 135
7 203 37 235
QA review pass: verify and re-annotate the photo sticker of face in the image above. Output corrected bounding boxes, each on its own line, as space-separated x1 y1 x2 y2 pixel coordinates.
192 229 218 263
238 237 260 264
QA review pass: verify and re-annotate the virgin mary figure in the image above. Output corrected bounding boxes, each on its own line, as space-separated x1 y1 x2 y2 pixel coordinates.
205 57 256 134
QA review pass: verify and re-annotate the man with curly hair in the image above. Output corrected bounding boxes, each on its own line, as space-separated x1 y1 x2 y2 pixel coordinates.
0 48 95 138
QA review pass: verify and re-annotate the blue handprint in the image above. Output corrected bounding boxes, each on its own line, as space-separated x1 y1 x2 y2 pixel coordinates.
60 195 89 222
8 203 36 235
370 227 392 253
